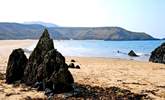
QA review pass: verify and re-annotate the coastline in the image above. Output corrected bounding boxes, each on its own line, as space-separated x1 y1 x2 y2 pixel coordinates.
0 40 165 99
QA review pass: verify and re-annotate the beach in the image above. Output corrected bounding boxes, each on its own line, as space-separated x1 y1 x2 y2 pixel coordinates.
0 40 165 99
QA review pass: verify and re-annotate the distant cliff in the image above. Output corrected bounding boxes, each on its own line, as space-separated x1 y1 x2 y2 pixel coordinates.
0 23 156 40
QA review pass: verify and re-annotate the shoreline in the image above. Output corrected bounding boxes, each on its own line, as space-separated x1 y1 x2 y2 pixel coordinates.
65 56 150 62
25 39 154 62
0 40 165 99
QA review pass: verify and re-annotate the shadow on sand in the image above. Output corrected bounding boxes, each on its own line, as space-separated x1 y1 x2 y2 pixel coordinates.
53 82 149 100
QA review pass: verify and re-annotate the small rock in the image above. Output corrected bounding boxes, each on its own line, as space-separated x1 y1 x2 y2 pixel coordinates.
71 59 76 62
75 65 80 69
128 50 139 57
45 88 53 96
68 63 75 68
34 81 43 91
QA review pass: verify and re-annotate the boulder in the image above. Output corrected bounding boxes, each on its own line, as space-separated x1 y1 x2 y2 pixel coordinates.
68 63 75 68
75 65 80 69
149 42 165 64
128 50 139 57
23 29 54 85
38 49 74 92
6 48 27 84
71 59 76 62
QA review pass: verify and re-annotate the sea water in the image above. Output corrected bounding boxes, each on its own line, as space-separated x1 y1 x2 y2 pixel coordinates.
27 40 165 61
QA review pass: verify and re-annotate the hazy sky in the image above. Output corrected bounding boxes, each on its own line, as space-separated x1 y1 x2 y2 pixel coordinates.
0 0 164 38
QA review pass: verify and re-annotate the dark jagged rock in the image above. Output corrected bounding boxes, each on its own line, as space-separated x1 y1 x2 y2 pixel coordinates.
149 42 165 64
128 50 139 57
22 29 74 94
6 28 74 96
39 49 74 92
23 29 54 85
50 69 74 92
6 48 27 84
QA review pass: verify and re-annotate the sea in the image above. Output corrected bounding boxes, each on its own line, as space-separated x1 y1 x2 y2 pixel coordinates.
26 40 165 62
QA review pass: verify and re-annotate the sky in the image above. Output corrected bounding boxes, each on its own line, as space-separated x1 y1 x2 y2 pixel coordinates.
0 0 164 38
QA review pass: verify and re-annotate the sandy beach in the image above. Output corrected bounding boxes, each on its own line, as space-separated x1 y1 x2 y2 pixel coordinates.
0 40 165 100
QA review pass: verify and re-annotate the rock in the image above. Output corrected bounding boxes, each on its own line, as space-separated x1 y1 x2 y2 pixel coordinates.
6 48 27 84
75 65 80 69
50 69 74 93
45 88 53 96
23 29 74 93
128 50 139 57
23 29 54 85
71 59 76 62
33 81 44 91
149 42 165 64
40 49 74 92
6 28 74 95
68 63 75 68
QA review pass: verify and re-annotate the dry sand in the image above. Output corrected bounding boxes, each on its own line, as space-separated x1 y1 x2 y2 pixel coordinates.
0 40 36 72
0 40 164 100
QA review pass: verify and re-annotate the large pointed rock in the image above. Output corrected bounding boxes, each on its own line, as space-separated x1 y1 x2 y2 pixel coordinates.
6 48 27 84
23 29 54 85
149 42 165 64
6 28 74 95
23 28 74 94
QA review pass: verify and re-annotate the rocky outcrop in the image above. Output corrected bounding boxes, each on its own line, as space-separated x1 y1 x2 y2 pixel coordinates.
128 50 139 57
23 29 54 85
23 29 74 93
6 48 27 84
6 28 74 95
37 49 74 92
149 42 165 64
